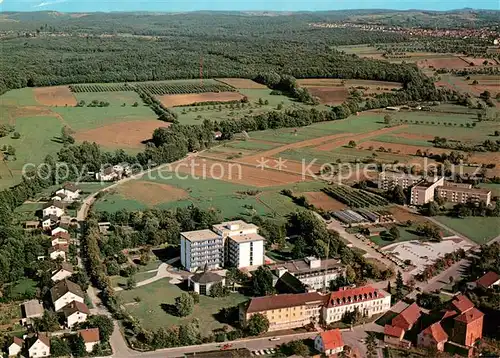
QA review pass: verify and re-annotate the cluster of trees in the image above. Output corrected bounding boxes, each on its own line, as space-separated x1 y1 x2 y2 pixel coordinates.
287 211 394 281
451 200 500 218
415 248 466 282
75 99 110 107
431 136 500 153
0 124 15 138
135 88 177 122
463 243 500 312
255 72 318 105
415 222 442 242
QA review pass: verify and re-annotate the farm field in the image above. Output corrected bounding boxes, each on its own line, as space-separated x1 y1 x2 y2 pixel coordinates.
118 278 249 332
157 92 244 107
302 191 347 211
34 86 77 107
170 88 310 125
215 78 267 89
433 216 500 244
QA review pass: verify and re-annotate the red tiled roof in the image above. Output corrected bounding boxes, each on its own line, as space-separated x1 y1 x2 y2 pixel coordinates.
421 322 448 343
454 307 484 324
320 329 344 350
391 303 421 330
36 333 50 348
52 232 70 240
451 295 474 313
439 309 458 320
325 285 384 308
78 328 100 343
476 271 500 288
12 337 24 346
246 292 325 313
384 325 405 338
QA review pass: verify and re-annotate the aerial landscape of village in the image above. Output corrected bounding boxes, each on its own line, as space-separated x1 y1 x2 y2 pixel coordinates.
0 1 499 358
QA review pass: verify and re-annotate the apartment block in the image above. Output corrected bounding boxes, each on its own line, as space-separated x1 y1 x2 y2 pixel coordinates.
410 177 445 205
180 220 265 272
240 285 391 331
180 229 224 272
268 257 345 290
437 182 491 206
227 233 265 268
378 172 422 190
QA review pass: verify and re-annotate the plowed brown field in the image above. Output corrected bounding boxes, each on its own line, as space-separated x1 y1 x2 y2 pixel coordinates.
157 92 244 107
34 86 77 106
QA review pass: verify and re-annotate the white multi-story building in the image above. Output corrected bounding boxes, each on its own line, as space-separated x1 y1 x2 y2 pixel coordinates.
227 233 265 268
180 220 266 272
378 172 422 190
180 229 224 272
322 286 391 324
269 257 345 290
410 177 445 206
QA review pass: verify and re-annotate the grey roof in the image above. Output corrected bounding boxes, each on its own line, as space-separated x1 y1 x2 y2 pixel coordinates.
22 299 44 318
43 200 65 210
275 272 306 294
190 271 223 284
268 258 343 276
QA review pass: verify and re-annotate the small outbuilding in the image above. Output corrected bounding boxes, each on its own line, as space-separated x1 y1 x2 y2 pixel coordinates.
188 270 225 295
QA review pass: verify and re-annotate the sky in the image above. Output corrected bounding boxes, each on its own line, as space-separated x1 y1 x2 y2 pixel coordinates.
0 0 498 12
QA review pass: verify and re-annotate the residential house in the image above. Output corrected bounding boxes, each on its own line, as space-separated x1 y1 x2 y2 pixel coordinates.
51 279 85 311
49 244 69 261
42 200 65 218
25 221 40 231
41 215 59 230
384 325 406 346
8 337 24 356
54 183 81 202
314 329 344 355
62 301 90 328
79 328 100 353
21 299 44 325
322 286 391 324
240 292 326 332
188 270 225 295
467 271 500 290
418 322 448 352
51 232 70 247
52 192 67 201
268 257 345 291
51 262 74 282
51 227 68 236
27 334 50 358
391 302 421 331
96 164 130 182
452 307 484 347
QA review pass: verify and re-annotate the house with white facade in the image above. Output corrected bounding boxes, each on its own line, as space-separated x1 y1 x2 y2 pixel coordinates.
49 244 69 261
315 329 344 355
79 328 100 353
51 279 85 311
51 262 74 282
51 227 68 236
322 286 391 324
42 201 65 218
51 232 70 246
54 183 81 202
41 215 58 230
27 334 50 358
268 257 345 291
62 300 90 328
8 337 24 357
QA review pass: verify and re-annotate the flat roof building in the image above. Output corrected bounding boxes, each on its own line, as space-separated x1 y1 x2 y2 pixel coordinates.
378 171 422 191
180 230 224 272
410 177 445 206
437 182 491 206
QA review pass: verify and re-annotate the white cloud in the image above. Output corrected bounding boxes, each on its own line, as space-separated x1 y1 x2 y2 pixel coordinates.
34 0 68 8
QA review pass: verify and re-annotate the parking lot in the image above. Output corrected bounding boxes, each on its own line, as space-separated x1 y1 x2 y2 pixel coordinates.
381 236 474 275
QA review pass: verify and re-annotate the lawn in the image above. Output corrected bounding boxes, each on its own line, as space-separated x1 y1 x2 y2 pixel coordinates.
0 88 38 107
0 116 64 189
118 278 249 332
110 271 158 288
369 226 422 247
479 183 500 197
434 216 500 244
226 140 281 151
53 105 156 131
